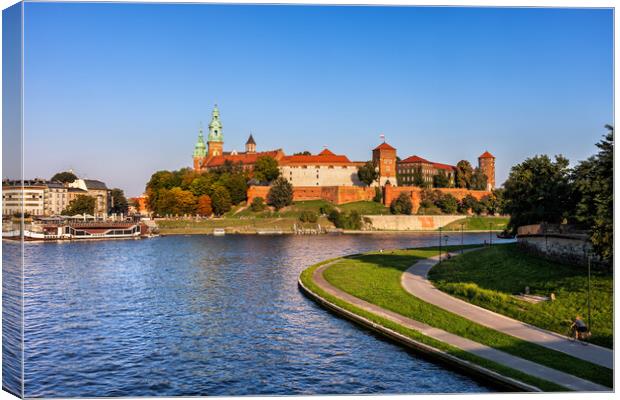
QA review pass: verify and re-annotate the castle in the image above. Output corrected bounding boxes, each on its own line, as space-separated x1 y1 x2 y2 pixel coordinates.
192 105 495 191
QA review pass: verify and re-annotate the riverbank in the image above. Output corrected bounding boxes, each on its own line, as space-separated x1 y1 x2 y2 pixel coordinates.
299 246 612 392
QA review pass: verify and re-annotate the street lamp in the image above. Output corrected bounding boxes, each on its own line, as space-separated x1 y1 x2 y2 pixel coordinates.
438 226 442 261
460 222 465 254
489 222 494 246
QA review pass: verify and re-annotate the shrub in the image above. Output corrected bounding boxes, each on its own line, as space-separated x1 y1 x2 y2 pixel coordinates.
390 192 412 215
250 197 266 212
435 193 458 214
299 210 318 223
267 178 293 210
327 209 362 230
458 194 478 214
373 186 383 203
417 205 442 215
320 203 336 216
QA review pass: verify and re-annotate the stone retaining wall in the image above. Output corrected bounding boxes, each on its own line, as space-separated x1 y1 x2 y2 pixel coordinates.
363 215 463 231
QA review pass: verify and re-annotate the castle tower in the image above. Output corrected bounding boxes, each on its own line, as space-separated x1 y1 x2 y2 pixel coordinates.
478 151 496 191
245 134 256 153
207 105 223 157
192 124 207 171
372 140 397 187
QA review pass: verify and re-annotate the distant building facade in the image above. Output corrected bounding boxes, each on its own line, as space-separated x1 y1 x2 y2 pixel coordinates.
2 180 47 216
44 182 69 216
68 179 110 217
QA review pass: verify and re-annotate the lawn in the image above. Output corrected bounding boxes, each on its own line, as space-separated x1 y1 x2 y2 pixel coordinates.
318 247 612 388
338 200 390 215
442 216 509 231
428 244 613 348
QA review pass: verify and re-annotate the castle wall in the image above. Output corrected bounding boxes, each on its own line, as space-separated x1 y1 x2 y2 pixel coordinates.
383 185 490 213
247 185 375 206
279 165 363 187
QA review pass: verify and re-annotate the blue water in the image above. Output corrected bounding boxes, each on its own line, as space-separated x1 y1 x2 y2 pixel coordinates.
5 233 512 397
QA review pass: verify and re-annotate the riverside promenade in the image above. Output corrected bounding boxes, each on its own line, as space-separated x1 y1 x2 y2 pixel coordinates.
401 252 613 369
308 261 609 392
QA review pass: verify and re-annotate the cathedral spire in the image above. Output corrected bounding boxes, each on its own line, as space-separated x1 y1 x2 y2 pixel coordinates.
193 123 207 158
208 104 223 143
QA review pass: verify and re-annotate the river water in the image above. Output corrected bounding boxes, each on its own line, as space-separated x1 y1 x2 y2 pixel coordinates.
4 233 512 397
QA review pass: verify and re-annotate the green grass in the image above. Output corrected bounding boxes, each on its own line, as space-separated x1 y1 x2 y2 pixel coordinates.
442 216 509 231
339 201 390 215
429 244 613 348
317 248 612 388
156 216 332 234
299 254 567 392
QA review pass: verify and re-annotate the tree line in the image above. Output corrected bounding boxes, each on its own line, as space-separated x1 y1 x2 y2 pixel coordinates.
145 156 290 217
389 189 503 216
502 126 613 262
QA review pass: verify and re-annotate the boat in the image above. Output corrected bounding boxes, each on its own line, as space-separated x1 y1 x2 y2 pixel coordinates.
213 228 226 236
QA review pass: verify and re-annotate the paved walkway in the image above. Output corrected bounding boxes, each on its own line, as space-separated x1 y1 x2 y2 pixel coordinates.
401 252 613 369
311 262 609 391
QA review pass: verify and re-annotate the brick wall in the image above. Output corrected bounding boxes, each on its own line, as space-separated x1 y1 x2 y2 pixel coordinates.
383 185 490 213
247 185 375 206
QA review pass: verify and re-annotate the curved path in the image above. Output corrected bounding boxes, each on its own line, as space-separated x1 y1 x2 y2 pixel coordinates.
310 262 608 391
401 252 613 369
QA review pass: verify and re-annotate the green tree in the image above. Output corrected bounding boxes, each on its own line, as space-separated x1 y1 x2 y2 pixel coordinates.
189 173 215 197
267 177 293 210
250 197 266 212
390 192 413 215
293 151 312 155
435 193 458 214
432 171 450 188
254 156 280 183
412 165 428 188
219 172 248 205
51 171 78 183
455 160 474 188
357 161 379 186
62 195 95 216
299 210 318 223
572 126 613 261
471 167 488 190
458 194 479 214
373 186 383 203
503 155 573 233
210 185 232 216
109 188 128 215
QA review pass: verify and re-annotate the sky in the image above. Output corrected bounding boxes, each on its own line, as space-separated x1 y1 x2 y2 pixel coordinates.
16 3 613 197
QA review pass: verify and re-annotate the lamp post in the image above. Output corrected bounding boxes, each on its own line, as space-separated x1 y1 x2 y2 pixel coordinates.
438 226 442 261
588 252 592 332
489 222 493 246
460 222 465 254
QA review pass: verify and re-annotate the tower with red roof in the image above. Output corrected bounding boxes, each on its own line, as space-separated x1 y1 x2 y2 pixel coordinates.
372 141 397 186
478 150 496 190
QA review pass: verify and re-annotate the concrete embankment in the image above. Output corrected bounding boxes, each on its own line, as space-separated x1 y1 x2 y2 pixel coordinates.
363 215 463 231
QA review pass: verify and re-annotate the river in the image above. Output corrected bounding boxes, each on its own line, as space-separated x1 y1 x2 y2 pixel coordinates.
4 233 513 397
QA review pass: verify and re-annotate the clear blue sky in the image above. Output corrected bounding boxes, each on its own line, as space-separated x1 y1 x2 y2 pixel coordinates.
22 3 613 197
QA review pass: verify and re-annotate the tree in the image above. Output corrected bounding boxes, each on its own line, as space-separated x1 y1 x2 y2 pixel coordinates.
390 192 413 215
250 197 266 212
357 161 379 186
62 195 95 216
373 186 382 203
411 166 429 188
168 187 197 215
51 171 77 183
221 172 248 205
572 126 613 261
299 210 318 223
267 177 293 210
293 151 312 156
471 167 488 190
455 160 473 189
109 188 128 215
480 191 502 215
435 193 458 214
254 156 280 183
433 171 450 188
503 155 573 233
189 173 215 197
458 194 478 214
210 185 232 216
196 195 213 216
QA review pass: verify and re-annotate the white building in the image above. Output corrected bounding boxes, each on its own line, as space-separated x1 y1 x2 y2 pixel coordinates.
2 180 47 216
44 182 68 216
279 149 364 187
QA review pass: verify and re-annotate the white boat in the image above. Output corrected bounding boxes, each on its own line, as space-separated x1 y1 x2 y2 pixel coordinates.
213 228 226 236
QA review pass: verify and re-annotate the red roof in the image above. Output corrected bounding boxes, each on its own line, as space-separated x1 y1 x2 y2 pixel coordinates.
479 151 495 159
318 148 335 156
282 148 351 164
204 150 283 167
373 142 396 151
400 155 431 164
399 155 456 171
